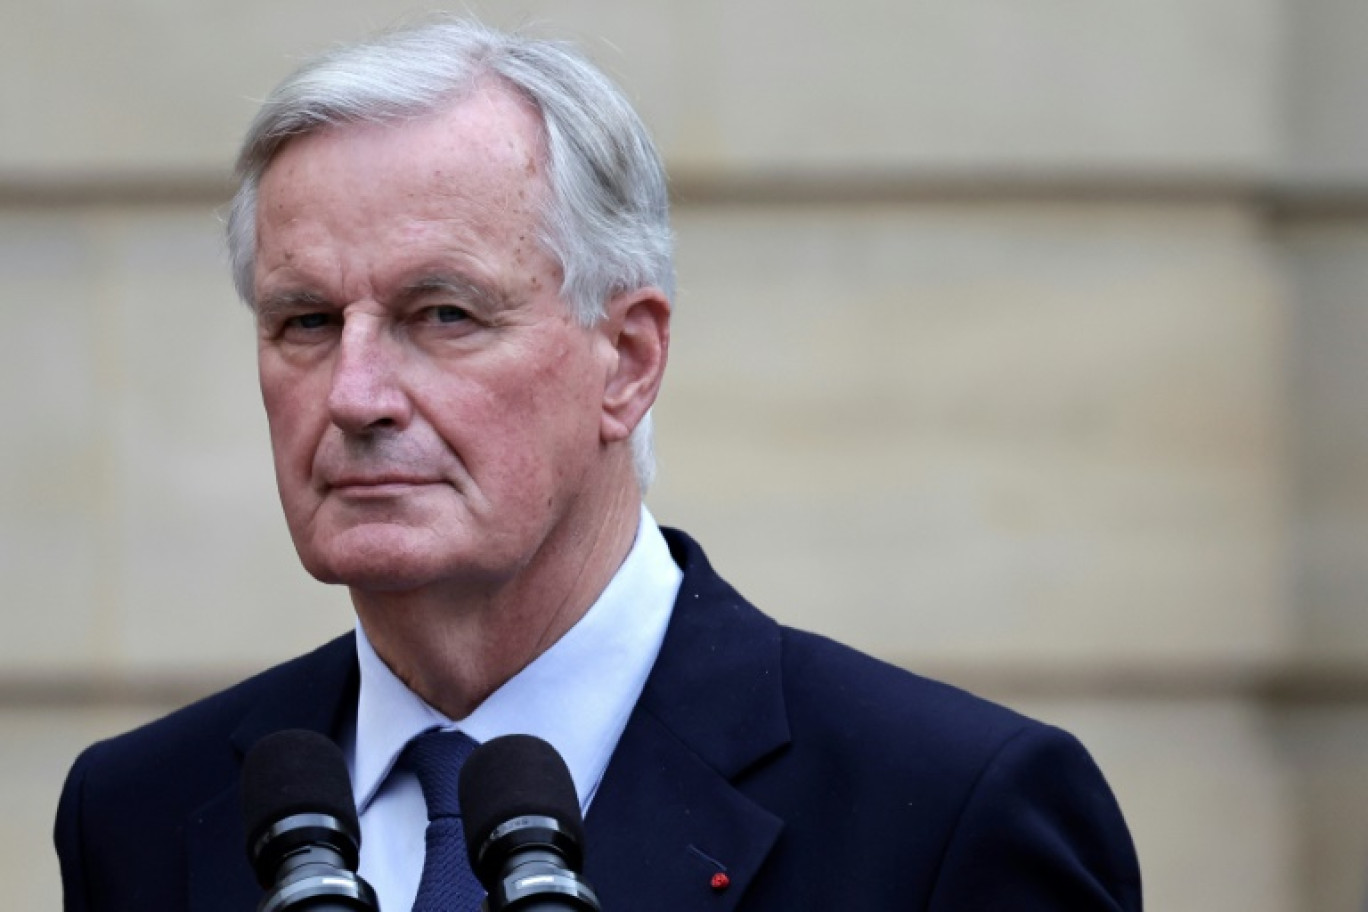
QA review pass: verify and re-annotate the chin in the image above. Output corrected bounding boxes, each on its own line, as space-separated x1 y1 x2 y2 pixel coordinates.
305 551 444 593
296 526 502 595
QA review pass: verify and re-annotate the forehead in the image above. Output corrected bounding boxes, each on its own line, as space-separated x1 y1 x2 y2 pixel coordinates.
257 80 550 233
252 82 558 303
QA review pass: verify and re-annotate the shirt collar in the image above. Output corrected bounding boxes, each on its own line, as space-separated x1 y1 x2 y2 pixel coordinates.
350 506 682 814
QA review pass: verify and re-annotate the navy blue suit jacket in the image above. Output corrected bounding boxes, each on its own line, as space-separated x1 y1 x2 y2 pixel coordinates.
55 529 1142 910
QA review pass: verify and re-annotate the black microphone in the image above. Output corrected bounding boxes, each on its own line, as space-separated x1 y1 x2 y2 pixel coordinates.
459 734 601 911
242 729 379 912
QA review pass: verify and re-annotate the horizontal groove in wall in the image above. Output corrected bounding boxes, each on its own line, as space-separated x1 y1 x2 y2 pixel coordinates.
670 169 1261 207
2 168 1368 217
927 661 1368 706
0 171 235 207
4 660 1368 711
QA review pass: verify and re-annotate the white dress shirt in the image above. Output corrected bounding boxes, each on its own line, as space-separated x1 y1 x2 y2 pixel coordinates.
342 507 682 911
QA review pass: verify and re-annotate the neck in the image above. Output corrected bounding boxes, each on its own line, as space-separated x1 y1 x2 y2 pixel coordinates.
351 482 642 720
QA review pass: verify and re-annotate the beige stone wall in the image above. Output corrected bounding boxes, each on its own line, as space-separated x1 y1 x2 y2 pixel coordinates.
4 2 1367 909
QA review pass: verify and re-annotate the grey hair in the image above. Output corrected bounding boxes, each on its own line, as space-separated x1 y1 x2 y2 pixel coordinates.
225 17 672 489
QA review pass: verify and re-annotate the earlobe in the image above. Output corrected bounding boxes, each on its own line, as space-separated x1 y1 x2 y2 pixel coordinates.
600 288 671 444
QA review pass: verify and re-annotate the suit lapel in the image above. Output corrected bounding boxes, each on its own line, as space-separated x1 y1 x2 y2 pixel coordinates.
585 530 790 911
186 634 360 912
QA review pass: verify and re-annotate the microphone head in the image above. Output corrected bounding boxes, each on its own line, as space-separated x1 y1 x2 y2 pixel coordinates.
241 729 360 882
459 734 586 883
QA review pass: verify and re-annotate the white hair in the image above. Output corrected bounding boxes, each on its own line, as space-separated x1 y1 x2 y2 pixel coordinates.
225 17 672 488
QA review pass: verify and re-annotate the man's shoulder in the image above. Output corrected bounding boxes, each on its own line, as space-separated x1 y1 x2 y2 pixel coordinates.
660 526 1074 775
70 633 356 790
55 636 355 909
751 628 1141 908
657 523 1126 846
780 622 1037 740
637 529 1140 909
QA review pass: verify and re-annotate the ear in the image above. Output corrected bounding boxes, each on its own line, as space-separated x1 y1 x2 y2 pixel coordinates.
599 287 671 444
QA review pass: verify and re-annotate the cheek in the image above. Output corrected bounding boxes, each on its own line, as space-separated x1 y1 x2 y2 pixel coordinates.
511 347 600 444
260 363 324 480
425 358 593 487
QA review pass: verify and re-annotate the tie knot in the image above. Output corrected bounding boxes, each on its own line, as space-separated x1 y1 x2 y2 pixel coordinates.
402 728 478 820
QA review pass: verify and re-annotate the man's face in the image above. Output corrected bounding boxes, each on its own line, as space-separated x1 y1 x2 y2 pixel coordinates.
254 84 621 595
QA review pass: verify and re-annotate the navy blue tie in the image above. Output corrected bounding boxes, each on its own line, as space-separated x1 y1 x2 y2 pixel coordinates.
402 729 484 912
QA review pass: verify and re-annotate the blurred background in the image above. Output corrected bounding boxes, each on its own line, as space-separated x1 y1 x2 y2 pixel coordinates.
3 1 1368 908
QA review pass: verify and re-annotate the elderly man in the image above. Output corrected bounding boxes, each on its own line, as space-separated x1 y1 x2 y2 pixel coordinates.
55 18 1141 912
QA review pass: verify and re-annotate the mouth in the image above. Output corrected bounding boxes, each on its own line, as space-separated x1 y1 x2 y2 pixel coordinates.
326 476 445 497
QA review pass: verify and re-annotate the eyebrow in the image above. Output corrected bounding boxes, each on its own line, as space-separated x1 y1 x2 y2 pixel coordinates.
255 289 331 324
254 272 515 323
397 273 510 313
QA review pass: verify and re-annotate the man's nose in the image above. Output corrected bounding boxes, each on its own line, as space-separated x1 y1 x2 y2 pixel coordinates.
326 318 411 434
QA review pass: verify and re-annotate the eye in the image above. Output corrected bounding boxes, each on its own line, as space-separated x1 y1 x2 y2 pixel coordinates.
285 312 334 331
423 304 471 324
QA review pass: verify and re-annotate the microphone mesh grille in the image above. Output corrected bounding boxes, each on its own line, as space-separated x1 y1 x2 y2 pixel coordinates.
458 734 585 867
241 729 359 848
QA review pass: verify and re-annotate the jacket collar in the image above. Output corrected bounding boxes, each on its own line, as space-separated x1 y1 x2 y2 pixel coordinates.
187 634 360 912
584 528 790 910
227 633 360 754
